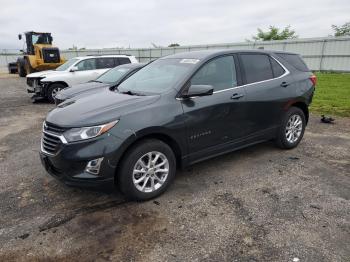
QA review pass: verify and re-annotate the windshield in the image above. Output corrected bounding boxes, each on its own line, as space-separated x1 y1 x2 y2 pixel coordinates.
55 58 79 71
118 58 198 94
96 66 132 84
32 34 51 45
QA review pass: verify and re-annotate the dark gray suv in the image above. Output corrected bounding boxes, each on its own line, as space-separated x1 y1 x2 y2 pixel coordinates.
40 50 316 200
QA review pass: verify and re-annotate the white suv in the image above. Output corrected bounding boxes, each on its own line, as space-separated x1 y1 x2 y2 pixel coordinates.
26 55 138 102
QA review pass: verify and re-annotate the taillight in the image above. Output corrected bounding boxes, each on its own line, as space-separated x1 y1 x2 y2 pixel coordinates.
310 75 317 87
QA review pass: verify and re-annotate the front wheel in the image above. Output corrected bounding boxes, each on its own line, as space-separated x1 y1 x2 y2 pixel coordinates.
275 107 306 149
47 83 65 103
117 139 176 200
17 61 26 77
24 59 33 75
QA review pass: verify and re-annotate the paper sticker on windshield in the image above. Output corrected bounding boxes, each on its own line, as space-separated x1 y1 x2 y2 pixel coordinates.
117 68 129 73
180 59 200 64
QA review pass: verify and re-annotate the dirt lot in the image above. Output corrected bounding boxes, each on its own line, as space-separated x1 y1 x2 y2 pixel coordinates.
0 75 349 262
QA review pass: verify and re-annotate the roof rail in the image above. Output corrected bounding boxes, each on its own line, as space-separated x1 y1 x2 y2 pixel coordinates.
85 54 132 56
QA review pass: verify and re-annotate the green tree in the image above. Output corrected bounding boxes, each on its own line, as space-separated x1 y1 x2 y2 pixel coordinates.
332 22 350 37
168 43 180 47
252 25 297 41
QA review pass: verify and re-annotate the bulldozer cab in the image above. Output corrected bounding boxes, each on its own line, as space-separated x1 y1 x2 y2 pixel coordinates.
19 32 53 55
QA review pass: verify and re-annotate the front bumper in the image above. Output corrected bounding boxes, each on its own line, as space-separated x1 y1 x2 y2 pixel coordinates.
26 78 47 97
39 132 124 187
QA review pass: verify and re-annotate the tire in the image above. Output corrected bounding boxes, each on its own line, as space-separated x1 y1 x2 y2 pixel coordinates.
24 58 33 75
117 139 176 201
17 59 26 77
275 107 306 149
47 83 65 103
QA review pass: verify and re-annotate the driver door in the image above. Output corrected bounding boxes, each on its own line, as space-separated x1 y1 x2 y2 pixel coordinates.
68 58 100 86
181 55 247 160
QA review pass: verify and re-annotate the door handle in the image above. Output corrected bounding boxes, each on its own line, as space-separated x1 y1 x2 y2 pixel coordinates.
280 81 289 88
231 93 244 100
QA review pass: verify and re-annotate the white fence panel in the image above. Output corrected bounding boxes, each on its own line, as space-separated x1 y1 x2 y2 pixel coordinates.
1 36 350 72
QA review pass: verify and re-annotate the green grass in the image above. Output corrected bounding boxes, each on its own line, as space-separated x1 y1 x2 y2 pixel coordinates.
310 72 350 117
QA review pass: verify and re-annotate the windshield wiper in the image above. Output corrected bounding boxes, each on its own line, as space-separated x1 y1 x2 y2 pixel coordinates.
120 90 144 96
90 80 103 83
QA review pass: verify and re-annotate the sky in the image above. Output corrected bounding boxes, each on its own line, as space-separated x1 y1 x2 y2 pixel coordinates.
0 0 349 50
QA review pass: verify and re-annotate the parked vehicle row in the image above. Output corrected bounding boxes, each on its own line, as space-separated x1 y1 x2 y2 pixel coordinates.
26 54 138 102
39 50 316 200
54 63 145 105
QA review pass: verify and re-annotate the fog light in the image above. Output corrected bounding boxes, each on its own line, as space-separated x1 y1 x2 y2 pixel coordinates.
85 157 104 175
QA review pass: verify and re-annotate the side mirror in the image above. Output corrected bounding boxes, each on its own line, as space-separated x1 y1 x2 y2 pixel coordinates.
182 84 214 99
70 66 78 72
18 34 22 40
19 49 24 53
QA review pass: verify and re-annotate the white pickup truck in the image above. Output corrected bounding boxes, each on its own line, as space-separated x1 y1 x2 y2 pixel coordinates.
26 54 138 102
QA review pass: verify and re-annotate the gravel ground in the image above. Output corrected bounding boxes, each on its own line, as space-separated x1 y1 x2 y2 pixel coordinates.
0 75 349 262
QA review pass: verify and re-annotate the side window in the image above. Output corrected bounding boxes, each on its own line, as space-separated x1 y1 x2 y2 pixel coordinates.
191 56 237 92
76 59 97 71
240 54 273 84
270 57 285 77
118 57 131 65
96 57 115 69
114 58 120 66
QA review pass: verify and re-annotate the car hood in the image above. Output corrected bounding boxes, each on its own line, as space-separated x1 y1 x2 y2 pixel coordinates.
46 91 160 127
55 82 111 100
26 70 63 78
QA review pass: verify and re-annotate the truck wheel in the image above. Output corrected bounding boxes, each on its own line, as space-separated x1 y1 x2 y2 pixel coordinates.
48 83 65 103
275 107 306 149
24 59 33 75
17 60 26 77
117 139 176 201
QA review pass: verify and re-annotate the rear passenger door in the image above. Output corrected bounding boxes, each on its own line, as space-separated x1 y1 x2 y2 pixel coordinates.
238 53 291 135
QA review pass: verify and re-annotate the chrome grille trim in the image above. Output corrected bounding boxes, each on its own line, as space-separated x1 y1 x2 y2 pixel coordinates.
41 122 68 156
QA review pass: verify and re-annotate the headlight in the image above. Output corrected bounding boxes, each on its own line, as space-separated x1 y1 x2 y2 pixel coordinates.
63 120 118 142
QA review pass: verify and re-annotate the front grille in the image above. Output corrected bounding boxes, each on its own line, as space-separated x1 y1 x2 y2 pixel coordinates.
42 48 60 63
41 122 67 155
42 132 62 155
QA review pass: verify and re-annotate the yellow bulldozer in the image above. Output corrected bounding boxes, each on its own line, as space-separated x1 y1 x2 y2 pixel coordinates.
16 31 65 77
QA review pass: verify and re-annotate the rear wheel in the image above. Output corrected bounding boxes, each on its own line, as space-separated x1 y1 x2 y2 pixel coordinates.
47 83 65 103
275 107 306 149
117 139 176 200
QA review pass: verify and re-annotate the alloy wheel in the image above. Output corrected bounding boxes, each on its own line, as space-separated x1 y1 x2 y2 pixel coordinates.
285 114 303 143
132 151 169 193
51 87 62 98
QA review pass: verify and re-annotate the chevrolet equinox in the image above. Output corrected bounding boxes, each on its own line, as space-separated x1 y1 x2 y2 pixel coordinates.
40 50 316 200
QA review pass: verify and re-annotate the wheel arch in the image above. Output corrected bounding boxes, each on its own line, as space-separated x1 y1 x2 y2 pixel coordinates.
290 101 309 124
114 131 184 182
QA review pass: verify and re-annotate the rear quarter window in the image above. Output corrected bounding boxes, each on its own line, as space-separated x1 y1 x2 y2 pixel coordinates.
118 57 131 65
269 57 285 77
276 53 310 72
